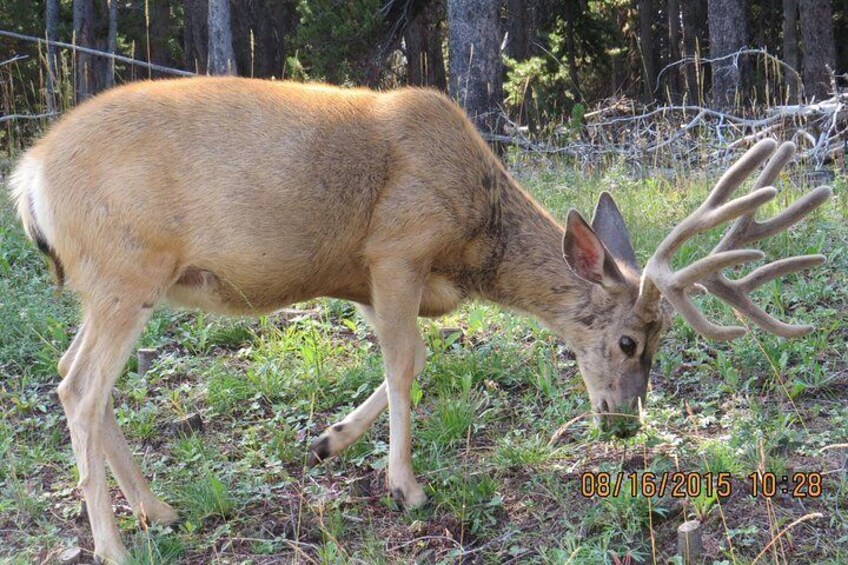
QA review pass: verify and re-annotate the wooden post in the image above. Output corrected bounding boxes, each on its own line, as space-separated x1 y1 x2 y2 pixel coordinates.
678 519 702 564
58 546 82 564
137 348 158 376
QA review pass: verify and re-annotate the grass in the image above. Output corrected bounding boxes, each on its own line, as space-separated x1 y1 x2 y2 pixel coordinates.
0 156 846 564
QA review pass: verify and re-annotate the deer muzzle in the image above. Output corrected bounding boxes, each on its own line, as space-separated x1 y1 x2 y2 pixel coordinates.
592 377 647 438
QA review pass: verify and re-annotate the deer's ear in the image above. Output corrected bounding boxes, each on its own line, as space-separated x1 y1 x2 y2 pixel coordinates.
591 192 638 270
563 210 625 285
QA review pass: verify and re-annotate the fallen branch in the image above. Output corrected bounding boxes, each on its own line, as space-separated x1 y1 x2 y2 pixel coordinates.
0 112 58 124
655 47 804 98
1 54 28 67
0 29 194 77
495 90 847 171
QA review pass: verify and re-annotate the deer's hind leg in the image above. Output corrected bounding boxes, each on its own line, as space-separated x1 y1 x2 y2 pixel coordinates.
308 304 427 466
58 268 171 563
102 399 179 525
60 322 178 528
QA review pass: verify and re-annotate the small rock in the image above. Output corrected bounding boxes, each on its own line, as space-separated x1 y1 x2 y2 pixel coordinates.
172 413 204 436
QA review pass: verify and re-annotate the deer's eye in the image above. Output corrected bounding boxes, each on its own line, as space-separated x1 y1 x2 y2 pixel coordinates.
619 336 637 357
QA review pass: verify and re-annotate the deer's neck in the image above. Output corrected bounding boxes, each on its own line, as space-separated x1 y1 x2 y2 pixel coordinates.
481 175 588 331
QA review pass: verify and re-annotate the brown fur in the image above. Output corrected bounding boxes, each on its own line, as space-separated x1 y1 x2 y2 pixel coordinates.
11 77 666 563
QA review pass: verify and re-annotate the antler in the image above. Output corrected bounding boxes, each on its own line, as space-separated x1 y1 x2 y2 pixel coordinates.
638 138 832 341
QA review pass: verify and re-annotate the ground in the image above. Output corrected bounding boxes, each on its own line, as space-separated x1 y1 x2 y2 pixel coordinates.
1 155 846 564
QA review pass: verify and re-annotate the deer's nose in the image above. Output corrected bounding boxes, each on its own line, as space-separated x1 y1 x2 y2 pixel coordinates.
596 398 641 438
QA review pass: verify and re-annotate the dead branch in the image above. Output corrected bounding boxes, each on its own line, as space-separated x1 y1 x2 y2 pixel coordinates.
0 112 58 124
0 29 194 77
1 54 28 67
497 90 847 172
655 47 804 97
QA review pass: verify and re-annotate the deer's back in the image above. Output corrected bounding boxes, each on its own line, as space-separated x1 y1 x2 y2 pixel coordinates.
18 78 499 315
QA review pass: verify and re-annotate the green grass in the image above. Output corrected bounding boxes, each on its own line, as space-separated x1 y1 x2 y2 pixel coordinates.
1 159 847 564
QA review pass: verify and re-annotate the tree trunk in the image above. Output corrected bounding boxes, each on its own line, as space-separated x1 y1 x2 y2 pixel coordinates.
667 0 683 102
45 0 60 112
639 0 656 101
184 0 208 73
405 0 447 90
447 0 503 136
73 0 96 102
835 2 848 83
148 1 175 77
563 0 581 100
681 0 705 105
207 0 237 75
505 0 538 61
707 0 747 109
104 0 117 88
782 0 799 101
231 0 299 79
799 0 835 101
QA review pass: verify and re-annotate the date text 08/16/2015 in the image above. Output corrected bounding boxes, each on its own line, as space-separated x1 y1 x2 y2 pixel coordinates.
579 471 823 499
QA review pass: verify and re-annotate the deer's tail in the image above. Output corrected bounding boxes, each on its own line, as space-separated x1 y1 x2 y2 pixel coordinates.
9 155 65 290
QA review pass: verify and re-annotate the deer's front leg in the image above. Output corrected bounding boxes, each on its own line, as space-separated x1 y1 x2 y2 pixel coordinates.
308 304 427 466
368 262 428 509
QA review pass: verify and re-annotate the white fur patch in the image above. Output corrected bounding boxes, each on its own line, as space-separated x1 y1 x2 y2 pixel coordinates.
9 155 54 243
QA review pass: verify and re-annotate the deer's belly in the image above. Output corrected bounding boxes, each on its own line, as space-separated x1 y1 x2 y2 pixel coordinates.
164 266 466 319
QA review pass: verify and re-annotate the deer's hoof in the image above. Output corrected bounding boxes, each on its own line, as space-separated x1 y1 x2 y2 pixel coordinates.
390 482 427 510
307 434 332 467
144 499 179 526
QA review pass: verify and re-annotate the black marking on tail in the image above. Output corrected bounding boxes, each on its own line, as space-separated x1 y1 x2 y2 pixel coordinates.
27 195 65 291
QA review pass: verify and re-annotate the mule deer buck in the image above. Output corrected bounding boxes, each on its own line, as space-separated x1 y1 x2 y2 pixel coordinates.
10 77 830 563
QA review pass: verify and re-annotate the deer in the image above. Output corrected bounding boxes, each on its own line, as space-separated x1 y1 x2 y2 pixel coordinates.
9 77 831 563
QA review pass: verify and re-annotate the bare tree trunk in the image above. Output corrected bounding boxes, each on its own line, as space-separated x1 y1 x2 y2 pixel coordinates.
405 17 426 86
782 0 799 101
505 0 538 61
208 0 237 75
563 0 581 100
799 0 835 101
708 0 747 109
231 0 299 79
147 1 175 77
447 0 503 136
429 26 447 92
681 0 705 105
184 0 208 73
104 0 117 88
73 0 98 102
667 0 683 102
502 0 538 127
45 0 60 112
639 0 656 101
405 0 446 90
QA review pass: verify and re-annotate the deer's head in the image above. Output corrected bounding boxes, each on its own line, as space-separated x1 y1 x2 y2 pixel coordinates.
558 140 831 438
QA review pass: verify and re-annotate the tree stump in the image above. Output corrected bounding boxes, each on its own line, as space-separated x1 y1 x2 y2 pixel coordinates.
58 546 82 564
137 348 159 376
678 519 702 564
